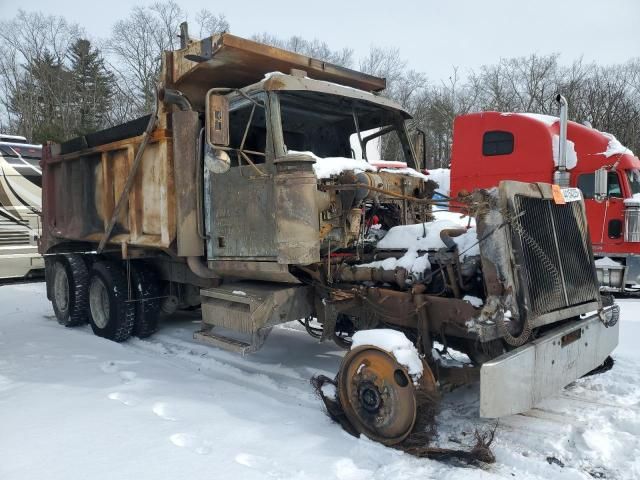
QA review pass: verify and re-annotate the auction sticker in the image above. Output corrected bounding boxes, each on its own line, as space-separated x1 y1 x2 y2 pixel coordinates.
561 187 582 202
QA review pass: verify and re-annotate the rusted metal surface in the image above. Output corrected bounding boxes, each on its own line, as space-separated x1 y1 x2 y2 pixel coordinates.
97 109 158 253
172 110 204 257
337 346 421 445
41 130 176 254
169 33 386 101
200 281 314 332
274 155 320 265
206 164 278 259
207 259 301 283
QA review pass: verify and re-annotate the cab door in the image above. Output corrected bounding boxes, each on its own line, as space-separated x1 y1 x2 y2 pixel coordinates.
576 171 625 253
205 93 278 260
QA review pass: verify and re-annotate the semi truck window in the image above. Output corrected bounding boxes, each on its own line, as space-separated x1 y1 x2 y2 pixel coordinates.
482 131 514 156
609 219 622 239
578 172 622 198
608 173 622 197
626 169 640 195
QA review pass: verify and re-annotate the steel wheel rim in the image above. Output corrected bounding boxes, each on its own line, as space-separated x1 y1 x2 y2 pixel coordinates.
89 277 110 329
337 346 417 445
53 265 69 313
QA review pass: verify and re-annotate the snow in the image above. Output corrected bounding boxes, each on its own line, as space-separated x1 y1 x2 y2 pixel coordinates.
351 329 423 380
426 168 450 195
552 134 578 170
349 128 382 161
598 132 634 158
379 167 430 181
262 71 285 80
289 150 423 181
2 282 640 480
594 257 623 267
501 112 560 127
375 218 478 260
377 219 461 251
231 290 247 296
432 209 476 227
463 295 483 308
290 150 376 179
356 248 431 274
453 228 480 260
288 150 429 181
625 193 640 206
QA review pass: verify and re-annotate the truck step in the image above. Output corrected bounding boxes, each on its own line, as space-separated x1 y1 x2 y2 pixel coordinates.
199 281 313 332
193 327 271 355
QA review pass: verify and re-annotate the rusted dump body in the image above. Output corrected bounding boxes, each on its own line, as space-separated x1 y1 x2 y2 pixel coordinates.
41 129 175 253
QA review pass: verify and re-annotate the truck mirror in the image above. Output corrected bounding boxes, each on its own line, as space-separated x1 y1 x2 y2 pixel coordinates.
206 92 230 147
412 129 426 170
594 168 608 201
204 144 231 174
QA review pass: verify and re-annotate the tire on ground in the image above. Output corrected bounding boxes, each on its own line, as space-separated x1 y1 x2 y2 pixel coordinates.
51 254 90 327
130 261 162 338
88 260 135 342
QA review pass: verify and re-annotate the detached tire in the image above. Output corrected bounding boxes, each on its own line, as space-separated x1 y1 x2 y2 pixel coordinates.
131 261 162 338
51 254 90 327
88 261 135 342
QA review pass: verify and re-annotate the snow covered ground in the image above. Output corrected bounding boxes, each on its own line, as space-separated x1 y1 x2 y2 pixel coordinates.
0 281 639 480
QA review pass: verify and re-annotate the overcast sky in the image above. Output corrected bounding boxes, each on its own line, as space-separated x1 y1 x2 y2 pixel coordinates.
2 0 638 81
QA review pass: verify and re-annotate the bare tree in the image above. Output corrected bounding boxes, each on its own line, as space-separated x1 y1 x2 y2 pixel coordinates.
0 10 82 141
251 33 354 68
106 2 229 120
195 10 229 38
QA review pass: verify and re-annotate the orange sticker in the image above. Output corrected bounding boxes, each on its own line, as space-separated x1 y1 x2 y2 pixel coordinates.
552 184 566 204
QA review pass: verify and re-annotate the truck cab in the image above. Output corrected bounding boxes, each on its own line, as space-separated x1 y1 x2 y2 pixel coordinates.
450 111 640 291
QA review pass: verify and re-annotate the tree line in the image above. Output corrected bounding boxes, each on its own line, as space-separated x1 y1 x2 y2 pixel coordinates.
1 4 638 168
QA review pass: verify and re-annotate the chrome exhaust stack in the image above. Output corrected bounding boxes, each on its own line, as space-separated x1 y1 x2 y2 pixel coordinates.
554 94 570 187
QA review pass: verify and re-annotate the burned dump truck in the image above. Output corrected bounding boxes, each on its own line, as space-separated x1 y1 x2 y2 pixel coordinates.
40 28 619 446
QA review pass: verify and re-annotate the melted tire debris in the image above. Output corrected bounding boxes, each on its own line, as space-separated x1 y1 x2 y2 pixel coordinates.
311 374 496 465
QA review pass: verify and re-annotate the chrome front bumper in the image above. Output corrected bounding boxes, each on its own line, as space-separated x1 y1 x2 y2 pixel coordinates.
480 312 619 418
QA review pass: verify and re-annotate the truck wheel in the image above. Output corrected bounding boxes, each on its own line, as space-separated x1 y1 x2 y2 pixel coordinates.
51 254 90 327
88 261 135 342
130 262 162 338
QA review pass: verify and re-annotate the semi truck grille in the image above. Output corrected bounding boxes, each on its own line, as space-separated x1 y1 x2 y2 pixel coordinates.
511 195 599 318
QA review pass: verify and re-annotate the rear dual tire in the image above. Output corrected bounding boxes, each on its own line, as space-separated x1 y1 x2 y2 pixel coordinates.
50 255 161 342
51 254 90 327
88 261 136 343
130 262 161 338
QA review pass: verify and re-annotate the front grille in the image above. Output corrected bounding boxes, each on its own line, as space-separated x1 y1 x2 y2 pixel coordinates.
511 195 599 317
0 219 30 246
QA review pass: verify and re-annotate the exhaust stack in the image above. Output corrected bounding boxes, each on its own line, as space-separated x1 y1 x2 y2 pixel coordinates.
554 94 570 187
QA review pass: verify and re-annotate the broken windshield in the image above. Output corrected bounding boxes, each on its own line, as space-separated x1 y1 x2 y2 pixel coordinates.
274 91 415 167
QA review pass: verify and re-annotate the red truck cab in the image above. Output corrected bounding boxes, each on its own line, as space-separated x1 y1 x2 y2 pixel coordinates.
450 111 640 291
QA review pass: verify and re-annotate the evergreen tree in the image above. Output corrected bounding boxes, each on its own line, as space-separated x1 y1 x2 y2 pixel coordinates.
10 51 69 143
68 39 114 136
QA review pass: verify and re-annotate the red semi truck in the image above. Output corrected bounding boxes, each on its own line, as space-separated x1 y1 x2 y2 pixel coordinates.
449 96 640 293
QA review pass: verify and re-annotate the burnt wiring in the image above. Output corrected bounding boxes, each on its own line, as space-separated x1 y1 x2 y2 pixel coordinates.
298 316 323 339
